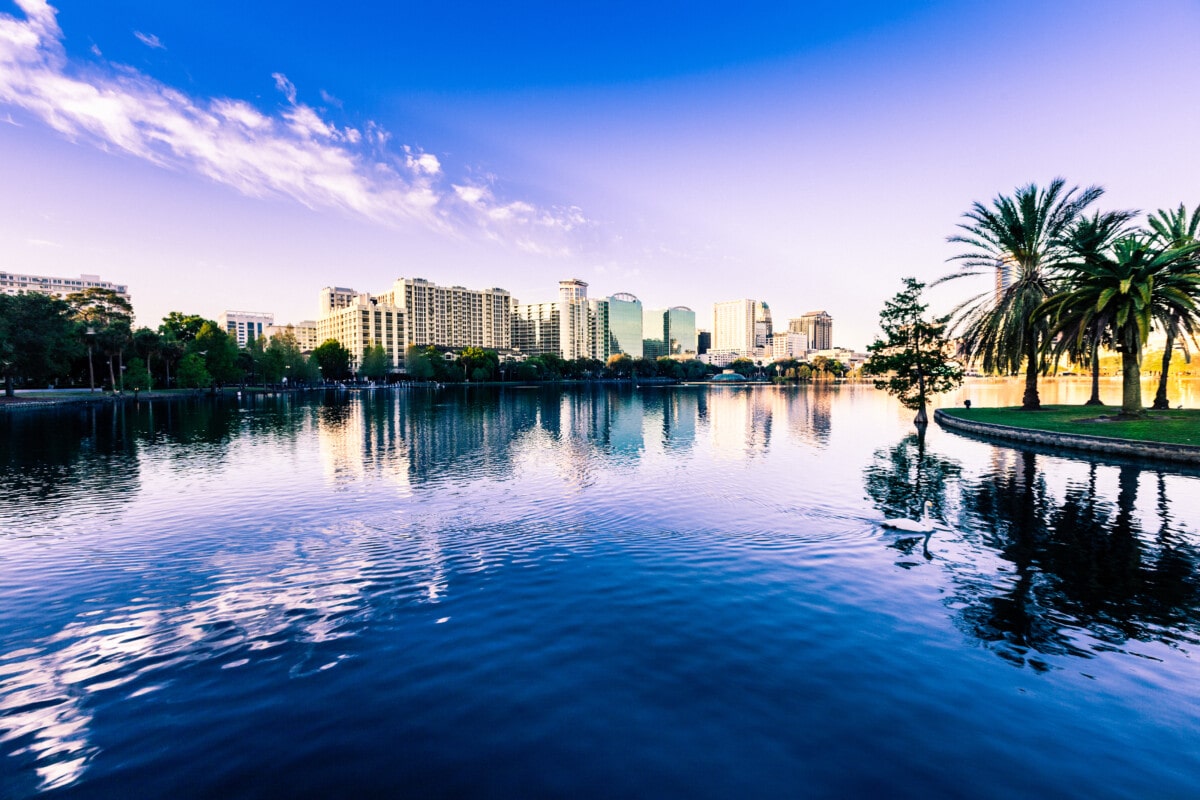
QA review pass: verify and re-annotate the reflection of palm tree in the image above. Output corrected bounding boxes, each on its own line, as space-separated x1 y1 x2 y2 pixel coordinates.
949 453 1200 668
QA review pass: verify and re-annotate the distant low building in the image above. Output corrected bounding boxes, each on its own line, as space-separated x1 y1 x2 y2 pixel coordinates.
266 321 318 352
219 310 274 347
0 271 130 304
770 332 809 361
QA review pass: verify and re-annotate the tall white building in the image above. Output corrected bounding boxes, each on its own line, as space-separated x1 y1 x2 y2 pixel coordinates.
771 332 809 360
713 299 757 354
317 292 406 372
316 277 512 374
796 310 833 351
0 272 130 303
382 277 512 351
513 278 609 361
219 311 274 347
754 301 773 347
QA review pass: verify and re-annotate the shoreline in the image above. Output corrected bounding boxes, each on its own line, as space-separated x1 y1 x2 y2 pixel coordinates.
935 407 1200 466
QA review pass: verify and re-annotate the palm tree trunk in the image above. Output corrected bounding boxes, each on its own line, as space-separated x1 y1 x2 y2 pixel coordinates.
1152 315 1177 410
1120 345 1144 417
107 355 117 393
1086 321 1103 406
1022 334 1040 410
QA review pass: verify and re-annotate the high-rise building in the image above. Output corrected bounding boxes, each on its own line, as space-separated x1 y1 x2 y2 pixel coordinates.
995 258 1016 303
588 298 611 362
754 301 773 347
317 277 512 373
1 272 130 304
696 330 711 355
219 311 274 347
665 307 697 356
316 292 406 373
511 301 561 356
557 279 592 360
513 279 608 361
607 293 643 358
713 299 756 354
381 278 512 351
796 310 833 351
643 307 668 359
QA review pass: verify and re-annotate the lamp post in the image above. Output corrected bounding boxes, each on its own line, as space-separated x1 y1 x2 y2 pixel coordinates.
86 326 96 393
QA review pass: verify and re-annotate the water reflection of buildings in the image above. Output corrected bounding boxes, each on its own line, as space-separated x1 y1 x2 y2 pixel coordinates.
0 526 395 793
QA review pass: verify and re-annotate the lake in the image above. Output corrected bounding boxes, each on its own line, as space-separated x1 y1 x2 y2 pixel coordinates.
2 381 1199 798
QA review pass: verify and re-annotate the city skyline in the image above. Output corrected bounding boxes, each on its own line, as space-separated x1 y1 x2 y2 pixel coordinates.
3 0 1199 348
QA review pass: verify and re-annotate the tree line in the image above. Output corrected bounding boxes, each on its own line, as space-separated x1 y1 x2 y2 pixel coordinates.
0 290 347 396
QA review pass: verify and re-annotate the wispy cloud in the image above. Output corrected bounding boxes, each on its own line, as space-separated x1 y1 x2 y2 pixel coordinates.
133 30 164 50
0 0 588 252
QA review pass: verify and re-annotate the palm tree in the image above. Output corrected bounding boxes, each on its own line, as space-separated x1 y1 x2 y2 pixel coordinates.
1053 209 1138 405
942 179 1103 409
1146 203 1200 409
1041 235 1200 417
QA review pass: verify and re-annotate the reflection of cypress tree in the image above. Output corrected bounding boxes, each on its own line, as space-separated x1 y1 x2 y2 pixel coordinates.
863 428 962 522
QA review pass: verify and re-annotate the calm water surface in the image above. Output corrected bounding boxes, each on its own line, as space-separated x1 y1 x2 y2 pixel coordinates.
2 382 1199 798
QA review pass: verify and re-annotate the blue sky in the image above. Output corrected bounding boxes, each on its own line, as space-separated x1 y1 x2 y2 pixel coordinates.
2 0 1199 347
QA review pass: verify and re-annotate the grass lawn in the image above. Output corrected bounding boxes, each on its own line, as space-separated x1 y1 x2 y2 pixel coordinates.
940 405 1200 447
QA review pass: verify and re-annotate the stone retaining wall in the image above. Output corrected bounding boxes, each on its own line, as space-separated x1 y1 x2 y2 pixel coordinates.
934 409 1200 466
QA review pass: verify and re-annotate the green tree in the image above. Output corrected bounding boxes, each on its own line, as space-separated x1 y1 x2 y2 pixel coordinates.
864 278 964 424
730 358 756 377
797 364 813 381
0 293 82 396
1146 203 1200 409
159 312 209 344
124 357 152 393
607 353 633 378
313 338 352 381
360 343 389 381
176 352 212 389
457 346 495 381
942 179 1103 409
66 287 134 392
404 344 435 381
1041 235 1200 417
193 322 241 388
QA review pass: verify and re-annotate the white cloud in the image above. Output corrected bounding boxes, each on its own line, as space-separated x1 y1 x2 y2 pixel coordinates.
133 30 163 50
0 1 589 250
